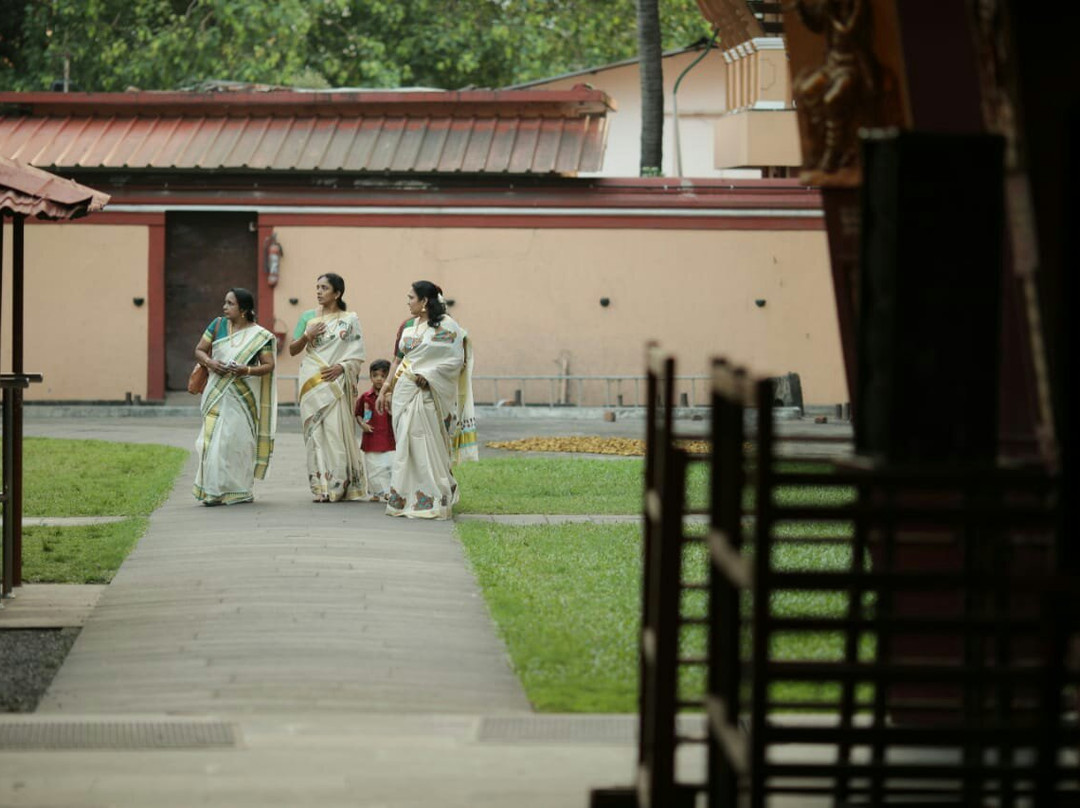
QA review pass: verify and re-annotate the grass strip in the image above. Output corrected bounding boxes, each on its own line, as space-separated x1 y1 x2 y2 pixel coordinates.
458 520 641 712
21 518 149 584
456 457 645 515
459 520 871 713
19 438 188 517
456 456 853 516
2 438 188 583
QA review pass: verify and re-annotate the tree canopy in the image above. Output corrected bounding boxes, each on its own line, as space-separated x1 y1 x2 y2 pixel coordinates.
0 0 712 92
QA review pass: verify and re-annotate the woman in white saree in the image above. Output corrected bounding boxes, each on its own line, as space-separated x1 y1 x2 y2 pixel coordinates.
289 273 367 502
377 281 477 519
193 288 277 506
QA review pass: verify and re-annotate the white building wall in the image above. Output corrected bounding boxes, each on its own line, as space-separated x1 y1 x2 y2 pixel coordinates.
526 50 756 178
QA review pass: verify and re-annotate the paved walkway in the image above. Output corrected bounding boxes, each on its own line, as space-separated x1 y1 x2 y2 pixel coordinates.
1 413 854 806
1 416 637 807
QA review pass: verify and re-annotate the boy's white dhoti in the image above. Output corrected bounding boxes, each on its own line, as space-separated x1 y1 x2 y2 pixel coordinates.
365 450 395 501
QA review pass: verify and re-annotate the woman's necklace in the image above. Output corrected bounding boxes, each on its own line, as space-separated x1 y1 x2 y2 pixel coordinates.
414 317 430 340
228 320 251 346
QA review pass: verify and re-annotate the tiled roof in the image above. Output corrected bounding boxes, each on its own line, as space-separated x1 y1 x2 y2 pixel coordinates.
0 155 109 219
0 88 612 175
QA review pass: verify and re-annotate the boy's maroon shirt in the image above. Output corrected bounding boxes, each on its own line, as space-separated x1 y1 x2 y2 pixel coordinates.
356 388 396 452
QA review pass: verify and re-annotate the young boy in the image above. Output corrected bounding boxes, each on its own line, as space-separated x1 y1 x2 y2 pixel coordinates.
355 359 396 501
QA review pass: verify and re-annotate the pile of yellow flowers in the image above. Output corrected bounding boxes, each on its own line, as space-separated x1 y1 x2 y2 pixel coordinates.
485 437 711 456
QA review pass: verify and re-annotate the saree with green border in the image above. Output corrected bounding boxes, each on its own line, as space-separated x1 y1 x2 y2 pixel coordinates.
193 324 277 505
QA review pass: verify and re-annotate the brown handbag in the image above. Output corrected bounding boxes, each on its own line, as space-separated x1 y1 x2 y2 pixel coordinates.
188 317 218 394
187 363 208 395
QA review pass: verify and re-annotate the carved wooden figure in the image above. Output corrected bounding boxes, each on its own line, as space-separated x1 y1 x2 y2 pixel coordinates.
790 0 878 173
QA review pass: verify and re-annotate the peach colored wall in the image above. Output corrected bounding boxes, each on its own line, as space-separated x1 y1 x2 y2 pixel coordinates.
747 110 801 166
713 114 750 168
4 221 845 405
714 110 802 168
2 223 148 401
758 47 792 106
270 225 847 406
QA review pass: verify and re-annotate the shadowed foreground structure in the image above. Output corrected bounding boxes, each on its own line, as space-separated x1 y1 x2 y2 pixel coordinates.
597 1 1079 805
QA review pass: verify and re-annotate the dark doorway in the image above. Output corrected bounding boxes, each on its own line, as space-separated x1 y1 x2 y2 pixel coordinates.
165 212 257 390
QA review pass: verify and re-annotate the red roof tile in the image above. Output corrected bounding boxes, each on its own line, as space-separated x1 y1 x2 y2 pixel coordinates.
0 155 109 219
0 88 612 175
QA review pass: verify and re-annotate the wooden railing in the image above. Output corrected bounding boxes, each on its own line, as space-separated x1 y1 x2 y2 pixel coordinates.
593 348 1079 807
634 345 709 807
1 372 43 598
706 362 1077 806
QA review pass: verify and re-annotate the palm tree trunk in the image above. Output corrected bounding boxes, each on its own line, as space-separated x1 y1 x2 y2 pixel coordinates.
637 0 664 176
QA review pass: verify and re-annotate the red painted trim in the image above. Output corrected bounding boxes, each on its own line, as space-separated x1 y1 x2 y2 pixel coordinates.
147 223 166 401
256 222 276 335
0 87 613 116
98 182 823 212
19 202 822 230
104 195 822 212
23 212 166 225
255 212 825 231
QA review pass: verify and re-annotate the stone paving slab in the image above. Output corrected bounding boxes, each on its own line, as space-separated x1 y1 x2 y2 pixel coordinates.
0 585 106 628
0 711 894 807
0 712 639 808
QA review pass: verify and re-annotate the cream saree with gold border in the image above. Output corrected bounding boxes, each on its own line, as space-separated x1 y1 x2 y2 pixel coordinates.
387 315 477 519
298 310 367 501
193 325 277 505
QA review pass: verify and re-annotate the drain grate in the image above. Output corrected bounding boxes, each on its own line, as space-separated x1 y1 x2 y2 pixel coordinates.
0 720 240 750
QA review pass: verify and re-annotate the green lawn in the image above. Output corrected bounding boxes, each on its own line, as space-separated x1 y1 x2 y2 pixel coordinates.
6 438 188 583
455 457 646 514
458 521 641 712
455 455 854 515
456 455 862 712
22 520 150 584
22 438 188 516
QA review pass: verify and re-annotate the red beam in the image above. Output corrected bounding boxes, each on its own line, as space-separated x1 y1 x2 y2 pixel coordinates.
0 86 615 117
254 212 825 231
22 212 166 226
147 222 166 401
256 222 276 339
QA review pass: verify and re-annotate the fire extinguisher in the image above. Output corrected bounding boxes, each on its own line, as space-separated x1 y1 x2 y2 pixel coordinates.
265 233 283 287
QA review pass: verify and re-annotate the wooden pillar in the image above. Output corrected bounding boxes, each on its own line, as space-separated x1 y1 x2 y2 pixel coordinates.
820 189 860 405
1 212 8 597
2 378 13 597
10 215 24 584
12 215 23 375
0 217 4 348
1006 1 1080 567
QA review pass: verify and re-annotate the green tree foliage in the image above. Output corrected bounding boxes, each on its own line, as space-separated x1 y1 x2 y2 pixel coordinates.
1 0 710 92
5 0 316 91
